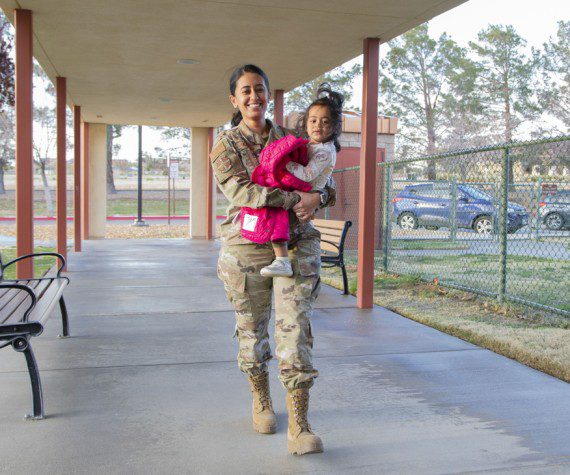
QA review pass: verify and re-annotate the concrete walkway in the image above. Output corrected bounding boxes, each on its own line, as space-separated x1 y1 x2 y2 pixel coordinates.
0 239 569 474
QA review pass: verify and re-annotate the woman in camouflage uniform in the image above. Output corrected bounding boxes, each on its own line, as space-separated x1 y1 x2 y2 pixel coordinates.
210 64 335 455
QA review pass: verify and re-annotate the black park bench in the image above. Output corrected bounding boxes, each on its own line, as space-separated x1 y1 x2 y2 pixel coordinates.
0 252 70 420
313 218 352 295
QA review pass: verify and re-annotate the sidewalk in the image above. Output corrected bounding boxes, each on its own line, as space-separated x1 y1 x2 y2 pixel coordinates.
0 238 568 474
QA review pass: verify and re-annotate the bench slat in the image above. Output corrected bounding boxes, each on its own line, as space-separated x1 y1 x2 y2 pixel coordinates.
320 232 343 244
0 287 11 299
320 241 340 254
313 218 347 231
318 228 344 239
0 278 41 300
1 280 52 324
29 279 68 325
1 290 34 324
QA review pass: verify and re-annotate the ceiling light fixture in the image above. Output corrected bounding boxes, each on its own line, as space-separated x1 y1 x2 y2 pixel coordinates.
177 58 199 65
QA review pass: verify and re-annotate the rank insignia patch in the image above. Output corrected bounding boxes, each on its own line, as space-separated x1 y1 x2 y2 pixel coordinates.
216 154 232 173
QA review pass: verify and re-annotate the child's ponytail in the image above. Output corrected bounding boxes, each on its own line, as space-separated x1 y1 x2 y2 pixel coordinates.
300 83 345 152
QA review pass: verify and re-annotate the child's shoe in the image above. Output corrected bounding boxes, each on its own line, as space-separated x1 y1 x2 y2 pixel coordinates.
260 258 293 277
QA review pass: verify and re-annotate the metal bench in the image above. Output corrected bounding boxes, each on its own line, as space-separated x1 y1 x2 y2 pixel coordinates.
0 252 70 420
313 218 352 295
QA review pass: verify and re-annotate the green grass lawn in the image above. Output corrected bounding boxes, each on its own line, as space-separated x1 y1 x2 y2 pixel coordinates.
107 198 189 216
1 194 227 218
348 250 569 313
0 196 73 217
0 247 58 279
390 240 469 251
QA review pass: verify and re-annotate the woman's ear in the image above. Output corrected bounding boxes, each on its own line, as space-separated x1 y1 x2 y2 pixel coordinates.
229 94 238 109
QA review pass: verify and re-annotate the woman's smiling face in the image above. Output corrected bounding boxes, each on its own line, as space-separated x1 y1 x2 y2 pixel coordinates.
229 72 269 125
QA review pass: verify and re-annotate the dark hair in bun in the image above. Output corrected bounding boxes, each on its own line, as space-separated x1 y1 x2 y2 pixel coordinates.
300 83 344 152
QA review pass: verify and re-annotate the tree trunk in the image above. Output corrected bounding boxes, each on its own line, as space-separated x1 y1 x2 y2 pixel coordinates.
0 166 5 194
106 124 117 194
504 88 514 183
425 108 437 180
39 161 54 216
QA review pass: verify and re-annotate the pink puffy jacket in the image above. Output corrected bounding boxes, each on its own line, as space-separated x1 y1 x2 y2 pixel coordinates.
241 135 312 244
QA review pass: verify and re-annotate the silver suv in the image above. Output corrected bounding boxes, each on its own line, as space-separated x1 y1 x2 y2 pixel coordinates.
538 190 570 230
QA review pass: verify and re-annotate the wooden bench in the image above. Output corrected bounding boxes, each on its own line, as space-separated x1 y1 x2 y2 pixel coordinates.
313 218 352 295
0 252 70 420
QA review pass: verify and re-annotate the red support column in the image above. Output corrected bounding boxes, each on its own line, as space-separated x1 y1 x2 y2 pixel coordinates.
356 38 380 309
274 89 284 127
73 106 82 251
56 77 67 269
206 127 214 240
81 122 89 239
15 9 34 279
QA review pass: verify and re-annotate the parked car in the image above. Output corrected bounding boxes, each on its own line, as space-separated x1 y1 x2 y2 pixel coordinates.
538 190 570 230
392 183 529 234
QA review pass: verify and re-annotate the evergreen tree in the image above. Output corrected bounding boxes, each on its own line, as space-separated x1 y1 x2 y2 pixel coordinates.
379 23 476 177
540 20 570 131
469 25 540 143
470 25 540 181
284 63 361 115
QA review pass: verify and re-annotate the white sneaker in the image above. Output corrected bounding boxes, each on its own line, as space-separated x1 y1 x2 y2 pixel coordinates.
260 259 293 277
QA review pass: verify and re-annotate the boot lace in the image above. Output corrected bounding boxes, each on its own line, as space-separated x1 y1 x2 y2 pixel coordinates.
291 392 311 432
251 374 273 410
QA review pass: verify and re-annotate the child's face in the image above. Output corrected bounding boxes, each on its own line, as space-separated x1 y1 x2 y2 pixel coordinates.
306 105 332 143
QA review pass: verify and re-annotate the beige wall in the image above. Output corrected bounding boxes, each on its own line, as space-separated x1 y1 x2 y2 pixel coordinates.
190 127 209 239
86 123 107 238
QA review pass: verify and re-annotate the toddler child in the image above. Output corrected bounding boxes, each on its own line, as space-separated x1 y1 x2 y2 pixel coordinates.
260 83 344 277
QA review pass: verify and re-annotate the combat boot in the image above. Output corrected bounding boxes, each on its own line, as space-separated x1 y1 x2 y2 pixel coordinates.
248 373 276 434
286 388 324 455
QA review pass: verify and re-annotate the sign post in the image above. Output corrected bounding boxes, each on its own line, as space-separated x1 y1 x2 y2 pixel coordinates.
169 159 179 219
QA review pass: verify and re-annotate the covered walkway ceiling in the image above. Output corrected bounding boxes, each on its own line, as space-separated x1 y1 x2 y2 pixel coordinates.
1 0 466 127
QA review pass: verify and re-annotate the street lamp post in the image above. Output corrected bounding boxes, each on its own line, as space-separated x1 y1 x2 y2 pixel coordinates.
133 125 148 227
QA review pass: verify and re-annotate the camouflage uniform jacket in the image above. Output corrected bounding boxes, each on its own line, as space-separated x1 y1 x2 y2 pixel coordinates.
210 119 336 246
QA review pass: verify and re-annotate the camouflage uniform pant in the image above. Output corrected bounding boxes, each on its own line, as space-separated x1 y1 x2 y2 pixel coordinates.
217 233 321 390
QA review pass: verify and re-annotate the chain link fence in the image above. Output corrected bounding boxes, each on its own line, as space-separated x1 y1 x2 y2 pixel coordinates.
326 135 570 316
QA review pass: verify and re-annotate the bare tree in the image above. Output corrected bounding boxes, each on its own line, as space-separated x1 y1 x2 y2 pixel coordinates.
33 106 56 215
0 13 15 194
106 124 125 194
0 108 14 194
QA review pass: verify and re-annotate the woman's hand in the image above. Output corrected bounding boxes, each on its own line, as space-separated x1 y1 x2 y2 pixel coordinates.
293 191 320 223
